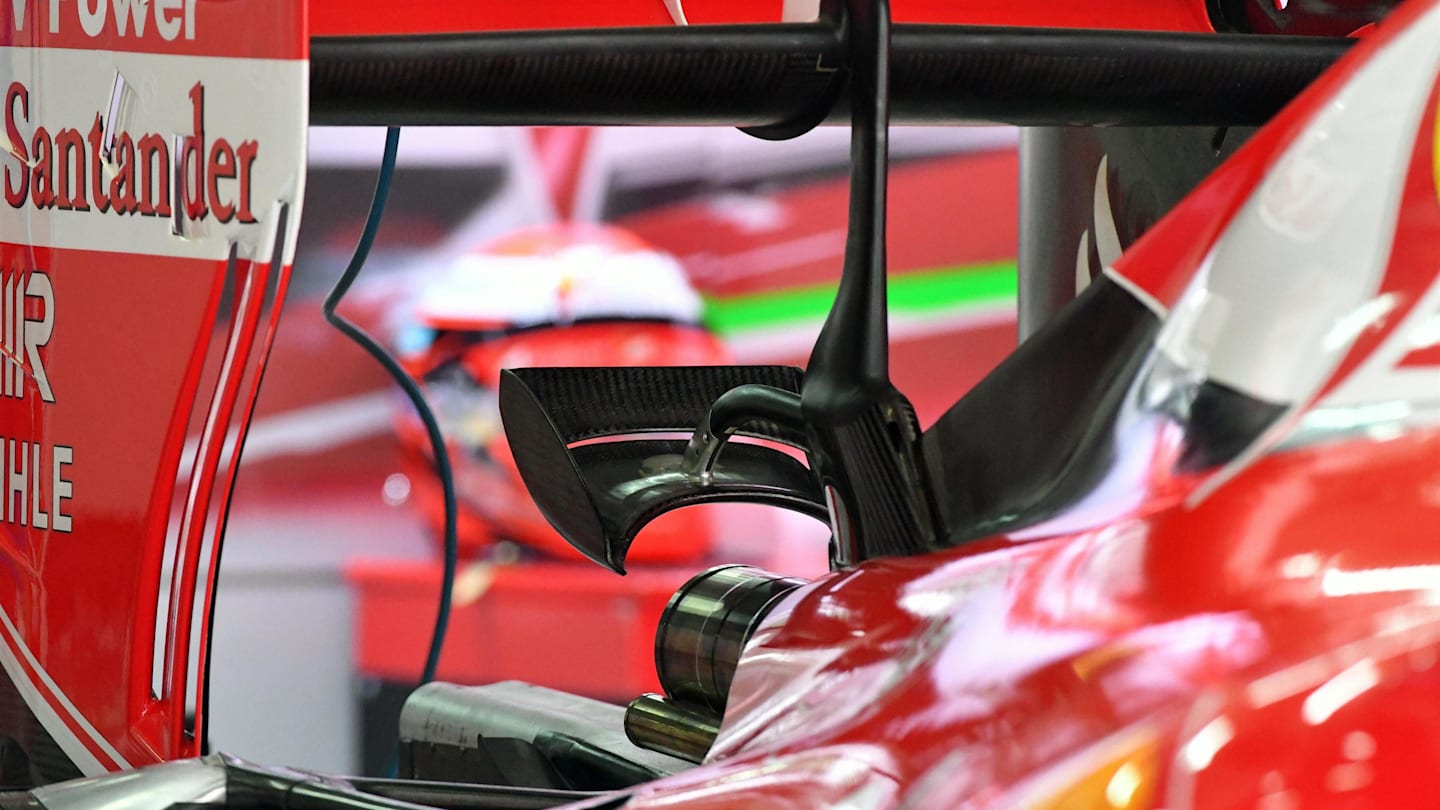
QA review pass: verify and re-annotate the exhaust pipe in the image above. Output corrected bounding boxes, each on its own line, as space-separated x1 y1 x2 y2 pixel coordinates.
626 565 805 762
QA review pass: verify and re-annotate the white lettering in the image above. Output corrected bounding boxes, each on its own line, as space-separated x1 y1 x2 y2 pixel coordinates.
1 275 10 398
51 444 71 532
77 0 105 37
0 440 71 532
29 443 45 530
25 272 54 403
110 0 146 36
153 0 180 40
19 0 199 38
0 270 56 403
6 439 25 527
11 276 21 397
0 274 24 399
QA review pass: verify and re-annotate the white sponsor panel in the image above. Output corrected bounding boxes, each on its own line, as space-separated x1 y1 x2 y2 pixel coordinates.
2 46 306 263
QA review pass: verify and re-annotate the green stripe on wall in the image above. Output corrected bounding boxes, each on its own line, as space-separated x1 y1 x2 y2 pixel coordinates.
702 259 1017 335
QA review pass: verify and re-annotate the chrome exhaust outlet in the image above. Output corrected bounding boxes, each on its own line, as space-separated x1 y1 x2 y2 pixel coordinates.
626 565 805 762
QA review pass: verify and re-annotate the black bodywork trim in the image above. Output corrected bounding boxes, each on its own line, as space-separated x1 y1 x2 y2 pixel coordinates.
924 276 1162 543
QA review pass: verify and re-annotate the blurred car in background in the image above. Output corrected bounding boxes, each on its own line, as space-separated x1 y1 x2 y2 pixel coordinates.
391 223 728 563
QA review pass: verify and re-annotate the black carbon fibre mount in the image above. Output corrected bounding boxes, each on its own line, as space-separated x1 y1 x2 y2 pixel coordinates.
684 385 804 483
738 0 846 141
498 0 944 572
499 367 825 573
310 25 1349 128
790 0 939 566
806 396 935 563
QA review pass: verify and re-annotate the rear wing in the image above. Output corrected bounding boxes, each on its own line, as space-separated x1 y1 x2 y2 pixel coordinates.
310 25 1349 128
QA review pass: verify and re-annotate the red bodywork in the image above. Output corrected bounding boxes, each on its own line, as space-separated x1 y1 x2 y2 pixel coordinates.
3 0 1439 806
620 428 1440 807
1 0 307 771
612 1 1440 803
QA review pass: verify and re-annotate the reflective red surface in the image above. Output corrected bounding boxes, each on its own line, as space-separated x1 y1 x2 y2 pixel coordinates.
599 0 1440 804
2 0 308 770
642 425 1439 807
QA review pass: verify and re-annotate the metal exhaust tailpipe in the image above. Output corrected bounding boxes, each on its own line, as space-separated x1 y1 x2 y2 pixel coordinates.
625 565 805 762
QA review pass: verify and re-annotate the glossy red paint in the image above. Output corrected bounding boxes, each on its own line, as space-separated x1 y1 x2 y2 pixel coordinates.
1108 33 1376 312
1112 0 1440 412
590 0 1440 805
1 0 305 57
0 249 287 768
622 424 1440 808
0 0 307 772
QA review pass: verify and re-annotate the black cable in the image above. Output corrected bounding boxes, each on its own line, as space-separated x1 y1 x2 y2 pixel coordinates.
321 126 458 723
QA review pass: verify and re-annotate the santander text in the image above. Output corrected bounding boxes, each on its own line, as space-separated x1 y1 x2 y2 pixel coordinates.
4 80 259 225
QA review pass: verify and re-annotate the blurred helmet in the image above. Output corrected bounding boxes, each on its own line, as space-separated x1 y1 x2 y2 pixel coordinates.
393 223 729 564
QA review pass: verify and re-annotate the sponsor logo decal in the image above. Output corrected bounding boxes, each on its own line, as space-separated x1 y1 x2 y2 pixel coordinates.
0 267 74 533
4 80 261 226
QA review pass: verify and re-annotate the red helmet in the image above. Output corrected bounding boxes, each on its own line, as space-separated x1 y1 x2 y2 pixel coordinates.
393 223 730 563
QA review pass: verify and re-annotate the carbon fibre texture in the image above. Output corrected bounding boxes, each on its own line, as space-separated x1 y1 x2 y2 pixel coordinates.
499 372 610 567
891 26 1345 125
499 367 825 570
505 366 807 446
311 26 838 127
821 395 936 561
